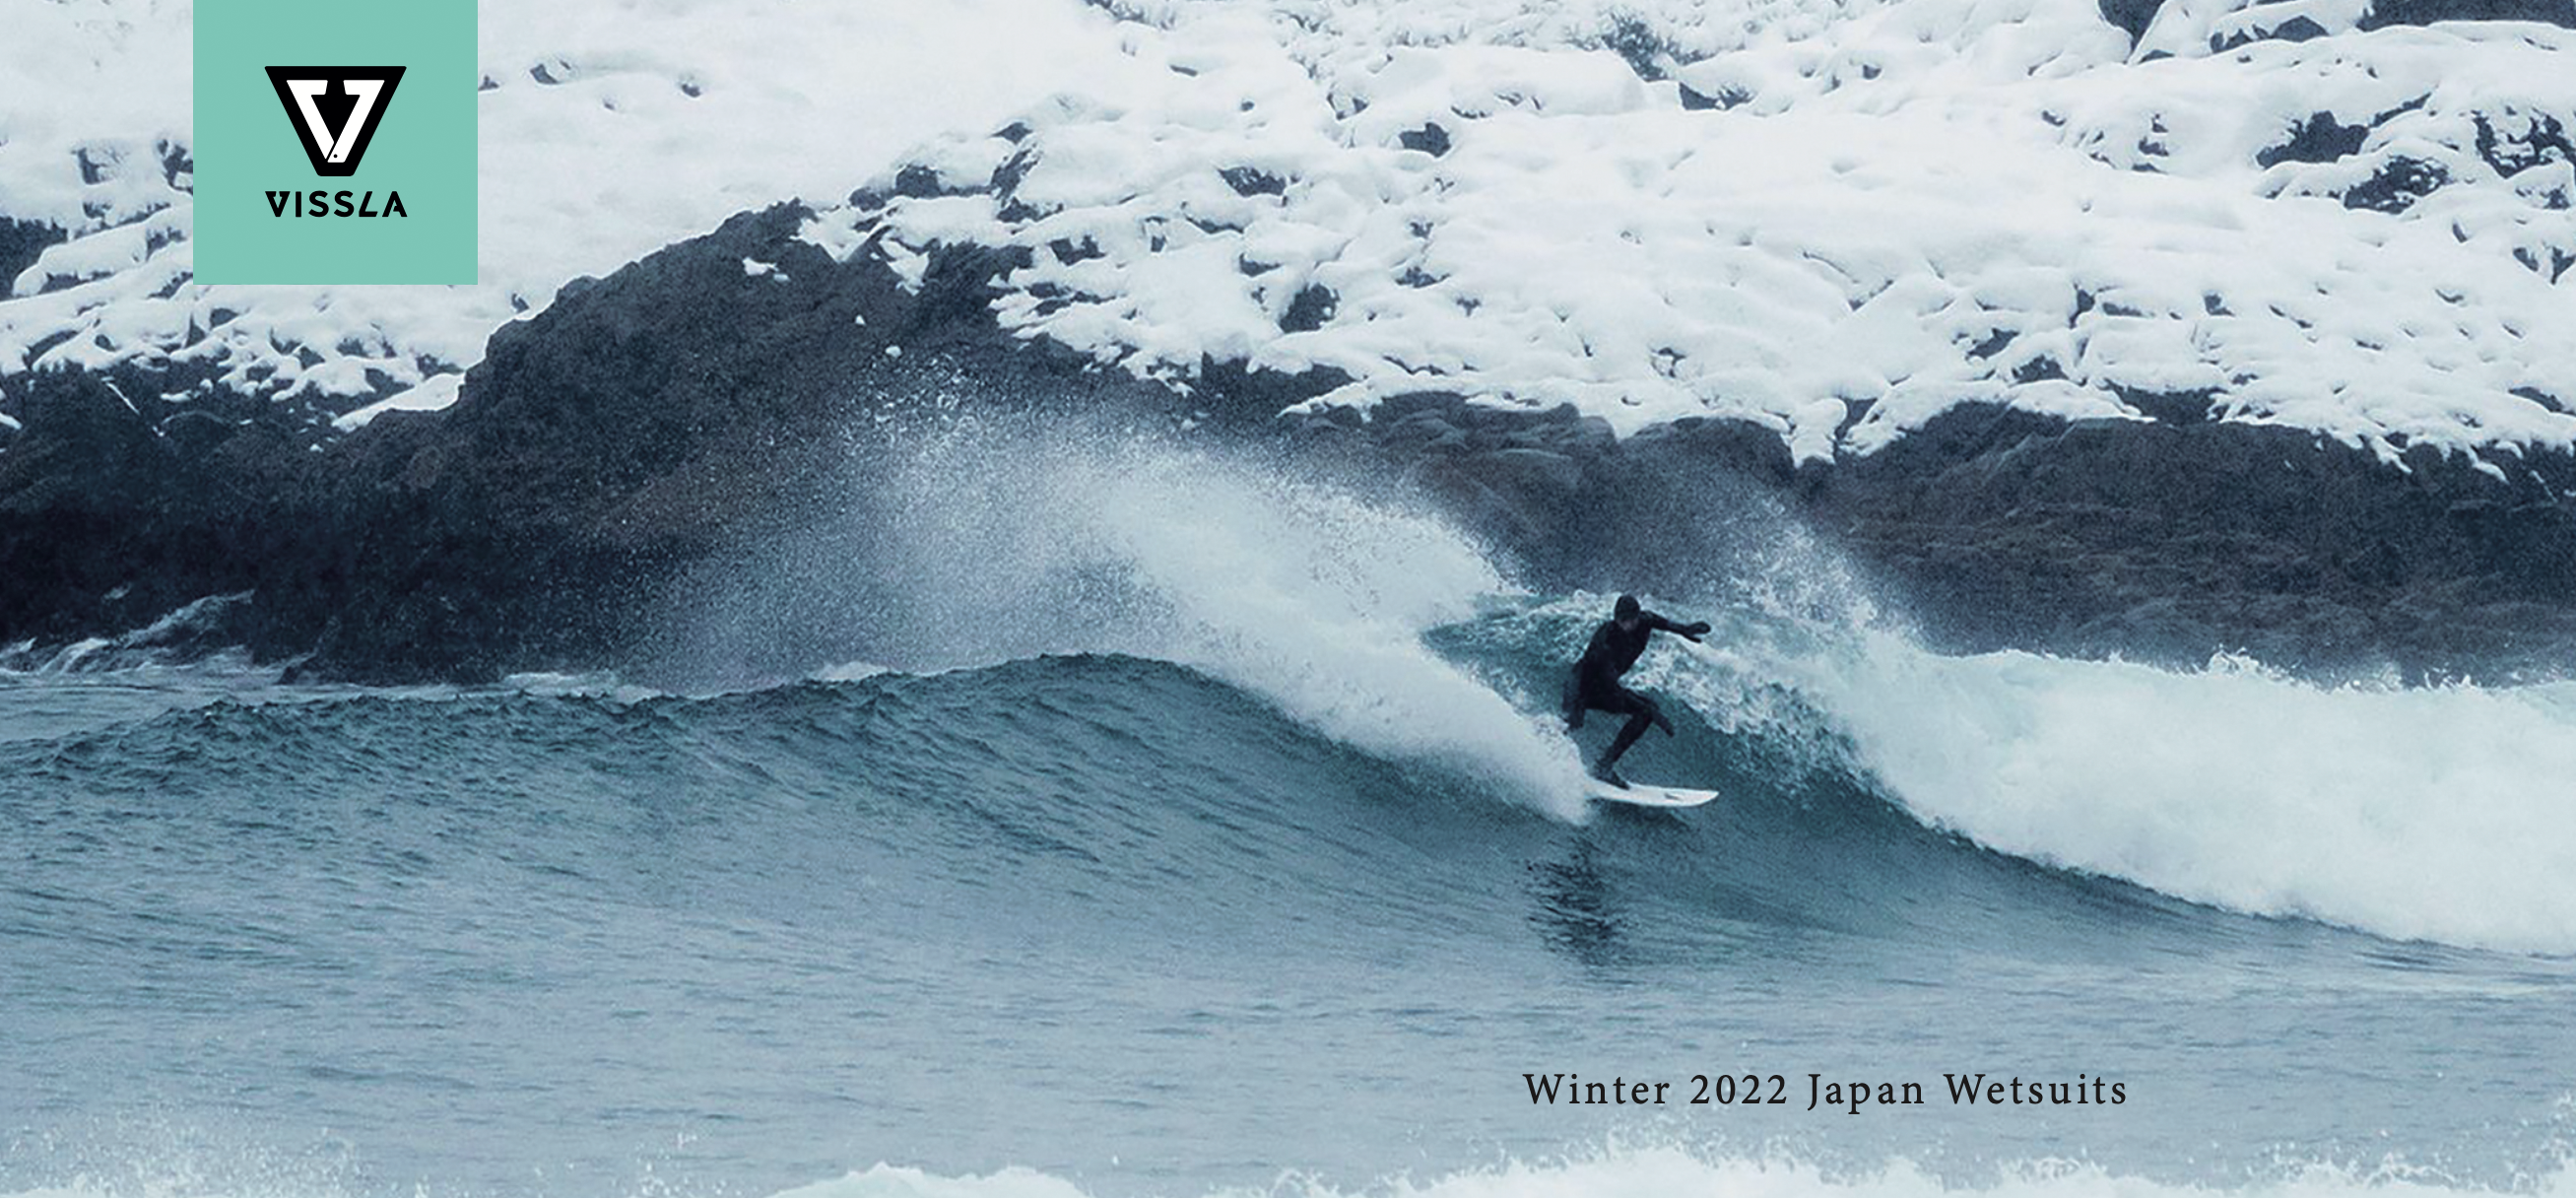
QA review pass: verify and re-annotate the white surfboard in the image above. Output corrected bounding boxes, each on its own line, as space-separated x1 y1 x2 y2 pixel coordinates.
1586 781 1721 809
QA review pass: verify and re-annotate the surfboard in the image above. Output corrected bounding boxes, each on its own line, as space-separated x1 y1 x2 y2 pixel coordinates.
1585 781 1720 809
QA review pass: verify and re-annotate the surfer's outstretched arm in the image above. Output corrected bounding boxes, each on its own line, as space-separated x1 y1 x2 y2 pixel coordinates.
1644 612 1712 641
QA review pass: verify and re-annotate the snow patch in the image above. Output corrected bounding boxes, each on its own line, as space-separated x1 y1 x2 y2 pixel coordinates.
332 372 464 431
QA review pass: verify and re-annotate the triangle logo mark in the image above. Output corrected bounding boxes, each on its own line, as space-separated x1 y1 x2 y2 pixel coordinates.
263 65 406 177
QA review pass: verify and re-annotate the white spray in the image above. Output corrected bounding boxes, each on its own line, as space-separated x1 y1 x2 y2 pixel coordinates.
794 425 1596 819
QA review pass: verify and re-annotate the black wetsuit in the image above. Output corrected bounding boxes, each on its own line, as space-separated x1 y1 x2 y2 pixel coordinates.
1562 609 1707 782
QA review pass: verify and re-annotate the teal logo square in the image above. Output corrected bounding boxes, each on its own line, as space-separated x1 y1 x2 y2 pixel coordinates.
194 0 476 284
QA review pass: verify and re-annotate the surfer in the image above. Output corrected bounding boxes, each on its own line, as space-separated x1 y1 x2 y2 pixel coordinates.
1563 594 1709 788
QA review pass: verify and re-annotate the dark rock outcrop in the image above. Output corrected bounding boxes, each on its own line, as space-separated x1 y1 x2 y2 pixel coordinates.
1300 399 2576 677
0 218 64 296
0 201 1169 680
7 193 2575 684
2257 112 2370 168
1810 410 2576 672
2097 0 2166 43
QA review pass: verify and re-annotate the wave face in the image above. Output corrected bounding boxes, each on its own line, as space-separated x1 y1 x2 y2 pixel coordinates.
6 436 2574 1198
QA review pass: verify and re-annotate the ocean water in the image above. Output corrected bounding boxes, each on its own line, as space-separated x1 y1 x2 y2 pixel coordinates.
5 437 2572 1198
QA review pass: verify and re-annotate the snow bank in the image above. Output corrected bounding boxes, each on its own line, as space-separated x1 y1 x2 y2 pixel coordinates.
7 0 2572 464
0 0 1158 420
810 0 2576 462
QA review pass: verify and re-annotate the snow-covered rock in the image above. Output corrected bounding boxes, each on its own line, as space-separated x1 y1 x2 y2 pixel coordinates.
0 0 1160 424
808 0 2576 464
4 0 2570 467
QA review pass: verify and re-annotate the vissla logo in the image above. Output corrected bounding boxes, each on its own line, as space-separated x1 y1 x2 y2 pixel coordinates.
264 65 405 176
197 0 474 283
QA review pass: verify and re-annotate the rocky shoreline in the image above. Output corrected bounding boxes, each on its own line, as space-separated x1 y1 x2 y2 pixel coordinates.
6 198 2573 684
